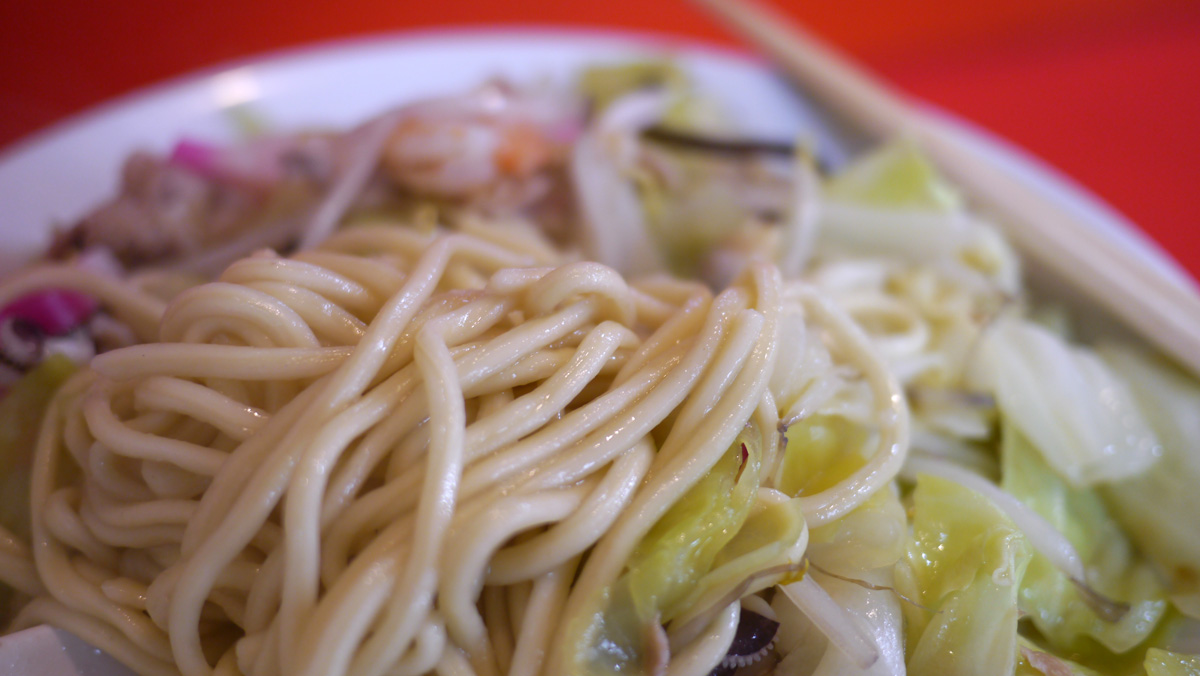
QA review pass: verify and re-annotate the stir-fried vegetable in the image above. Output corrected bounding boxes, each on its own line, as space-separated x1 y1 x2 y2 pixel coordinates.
969 317 1160 486
1098 344 1200 598
0 354 76 543
0 355 76 620
1002 424 1168 656
824 140 961 212
567 429 763 674
1143 648 1200 676
578 61 689 115
896 475 1033 676
777 414 871 499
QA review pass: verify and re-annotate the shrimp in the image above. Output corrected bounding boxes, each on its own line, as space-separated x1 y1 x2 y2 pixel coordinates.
380 81 584 199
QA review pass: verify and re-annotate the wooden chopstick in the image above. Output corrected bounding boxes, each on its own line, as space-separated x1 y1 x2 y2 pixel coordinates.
693 0 1200 376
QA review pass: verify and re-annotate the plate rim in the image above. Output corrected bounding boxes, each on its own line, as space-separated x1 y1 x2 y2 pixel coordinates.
0 25 765 162
0 24 1189 288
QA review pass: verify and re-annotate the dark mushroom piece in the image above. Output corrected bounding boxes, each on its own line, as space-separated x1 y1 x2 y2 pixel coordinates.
708 609 779 676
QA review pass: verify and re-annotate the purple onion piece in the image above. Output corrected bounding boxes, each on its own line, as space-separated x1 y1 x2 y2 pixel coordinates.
168 136 309 188
0 290 98 336
708 610 779 676
169 139 220 176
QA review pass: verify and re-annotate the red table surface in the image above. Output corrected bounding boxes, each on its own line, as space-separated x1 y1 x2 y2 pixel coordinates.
2 0 1198 279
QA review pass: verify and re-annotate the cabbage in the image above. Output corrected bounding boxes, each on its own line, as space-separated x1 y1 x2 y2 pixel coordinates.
809 570 906 676
667 488 806 634
1098 344 1200 593
578 61 688 116
776 414 871 498
805 486 907 577
1001 424 1168 655
0 355 76 543
772 568 906 676
566 429 762 674
968 316 1160 486
1144 648 1200 676
895 475 1032 676
570 90 668 276
817 142 1017 291
633 156 767 277
627 429 762 624
825 140 961 211
0 355 76 620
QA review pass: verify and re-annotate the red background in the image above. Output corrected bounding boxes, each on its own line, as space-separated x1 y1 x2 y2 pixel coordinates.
1 0 1198 278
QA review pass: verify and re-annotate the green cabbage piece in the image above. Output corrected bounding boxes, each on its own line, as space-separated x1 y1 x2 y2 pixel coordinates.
633 159 762 277
1001 423 1168 656
566 427 762 674
777 414 905 576
0 355 76 542
895 475 1032 676
627 429 762 623
806 486 906 577
0 355 76 619
668 489 806 632
826 139 962 211
1098 344 1200 594
969 316 1160 486
776 414 870 498
577 61 688 115
1144 648 1200 676
817 141 1018 286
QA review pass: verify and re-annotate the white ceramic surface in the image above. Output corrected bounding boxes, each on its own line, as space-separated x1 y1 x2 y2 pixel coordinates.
0 27 1189 675
0 28 1189 286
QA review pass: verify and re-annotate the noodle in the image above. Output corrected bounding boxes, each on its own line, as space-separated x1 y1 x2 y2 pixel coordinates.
1 215 902 676
20 64 1168 676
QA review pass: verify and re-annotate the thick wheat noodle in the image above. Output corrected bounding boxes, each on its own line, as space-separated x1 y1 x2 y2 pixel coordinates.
788 285 910 527
0 525 43 595
5 221 909 676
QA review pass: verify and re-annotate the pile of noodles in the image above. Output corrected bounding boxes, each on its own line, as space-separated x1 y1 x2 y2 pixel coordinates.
0 215 907 676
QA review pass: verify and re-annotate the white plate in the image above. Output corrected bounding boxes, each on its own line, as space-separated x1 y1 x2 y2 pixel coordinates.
0 28 1190 286
0 27 1190 674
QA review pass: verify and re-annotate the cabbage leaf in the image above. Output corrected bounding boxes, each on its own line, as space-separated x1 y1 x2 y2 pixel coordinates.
895 475 1032 676
968 316 1160 486
566 428 763 674
1098 344 1200 594
776 414 871 499
0 355 76 620
1001 423 1168 656
0 355 76 543
1144 648 1200 676
806 486 907 577
825 139 961 211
